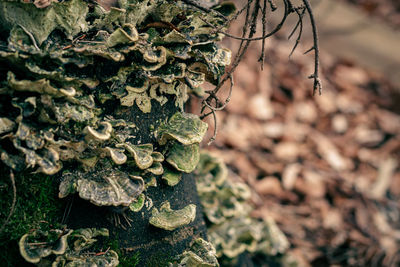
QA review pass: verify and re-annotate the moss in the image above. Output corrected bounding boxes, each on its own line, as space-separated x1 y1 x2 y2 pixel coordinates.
99 236 140 267
120 251 140 267
0 168 63 266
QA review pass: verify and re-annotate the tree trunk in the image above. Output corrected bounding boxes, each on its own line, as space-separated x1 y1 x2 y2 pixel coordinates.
65 101 208 266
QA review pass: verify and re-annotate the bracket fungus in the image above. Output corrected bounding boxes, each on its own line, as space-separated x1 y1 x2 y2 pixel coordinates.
106 24 139 47
19 227 72 264
0 117 16 135
84 122 113 142
0 0 229 180
59 169 145 207
162 166 182 186
129 193 145 212
157 112 208 146
171 238 219 267
208 217 290 259
166 142 200 173
105 147 127 165
122 143 154 170
146 161 164 175
149 201 196 231
53 250 119 267
194 152 253 224
19 224 119 266
195 152 290 262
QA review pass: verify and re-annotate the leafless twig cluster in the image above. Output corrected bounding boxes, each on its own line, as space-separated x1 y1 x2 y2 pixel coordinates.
183 0 322 143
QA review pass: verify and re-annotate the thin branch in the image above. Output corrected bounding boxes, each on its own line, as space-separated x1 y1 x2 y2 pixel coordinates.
207 109 218 145
302 0 322 95
202 0 289 42
258 0 268 70
288 6 306 58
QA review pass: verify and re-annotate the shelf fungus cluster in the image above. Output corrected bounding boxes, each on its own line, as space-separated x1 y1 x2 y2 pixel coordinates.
170 238 219 267
158 112 208 186
0 0 229 210
19 223 119 266
195 152 290 263
0 0 230 175
0 0 234 264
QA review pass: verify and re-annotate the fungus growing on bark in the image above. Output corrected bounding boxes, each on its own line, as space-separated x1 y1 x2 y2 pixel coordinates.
19 225 119 266
105 147 127 165
19 227 73 264
106 23 139 47
157 112 208 146
171 238 219 267
0 0 237 263
166 142 200 173
84 122 113 142
53 249 119 267
0 118 15 135
162 167 182 186
129 193 145 212
146 162 164 175
151 151 164 162
122 143 154 170
59 169 145 207
149 201 196 231
195 152 290 262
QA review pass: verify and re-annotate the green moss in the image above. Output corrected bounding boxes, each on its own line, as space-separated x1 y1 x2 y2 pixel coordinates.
0 169 63 266
120 251 140 267
99 236 140 267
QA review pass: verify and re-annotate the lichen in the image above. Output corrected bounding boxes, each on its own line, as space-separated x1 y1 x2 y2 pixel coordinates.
149 201 196 231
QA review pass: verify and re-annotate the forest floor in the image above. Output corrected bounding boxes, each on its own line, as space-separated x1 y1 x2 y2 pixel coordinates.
191 1 400 266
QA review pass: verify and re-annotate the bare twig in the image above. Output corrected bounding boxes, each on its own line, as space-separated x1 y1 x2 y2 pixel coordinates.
288 6 306 58
302 0 322 95
182 0 322 140
258 0 268 70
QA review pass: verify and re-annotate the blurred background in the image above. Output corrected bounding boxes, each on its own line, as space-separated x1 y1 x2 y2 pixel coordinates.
192 0 400 265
